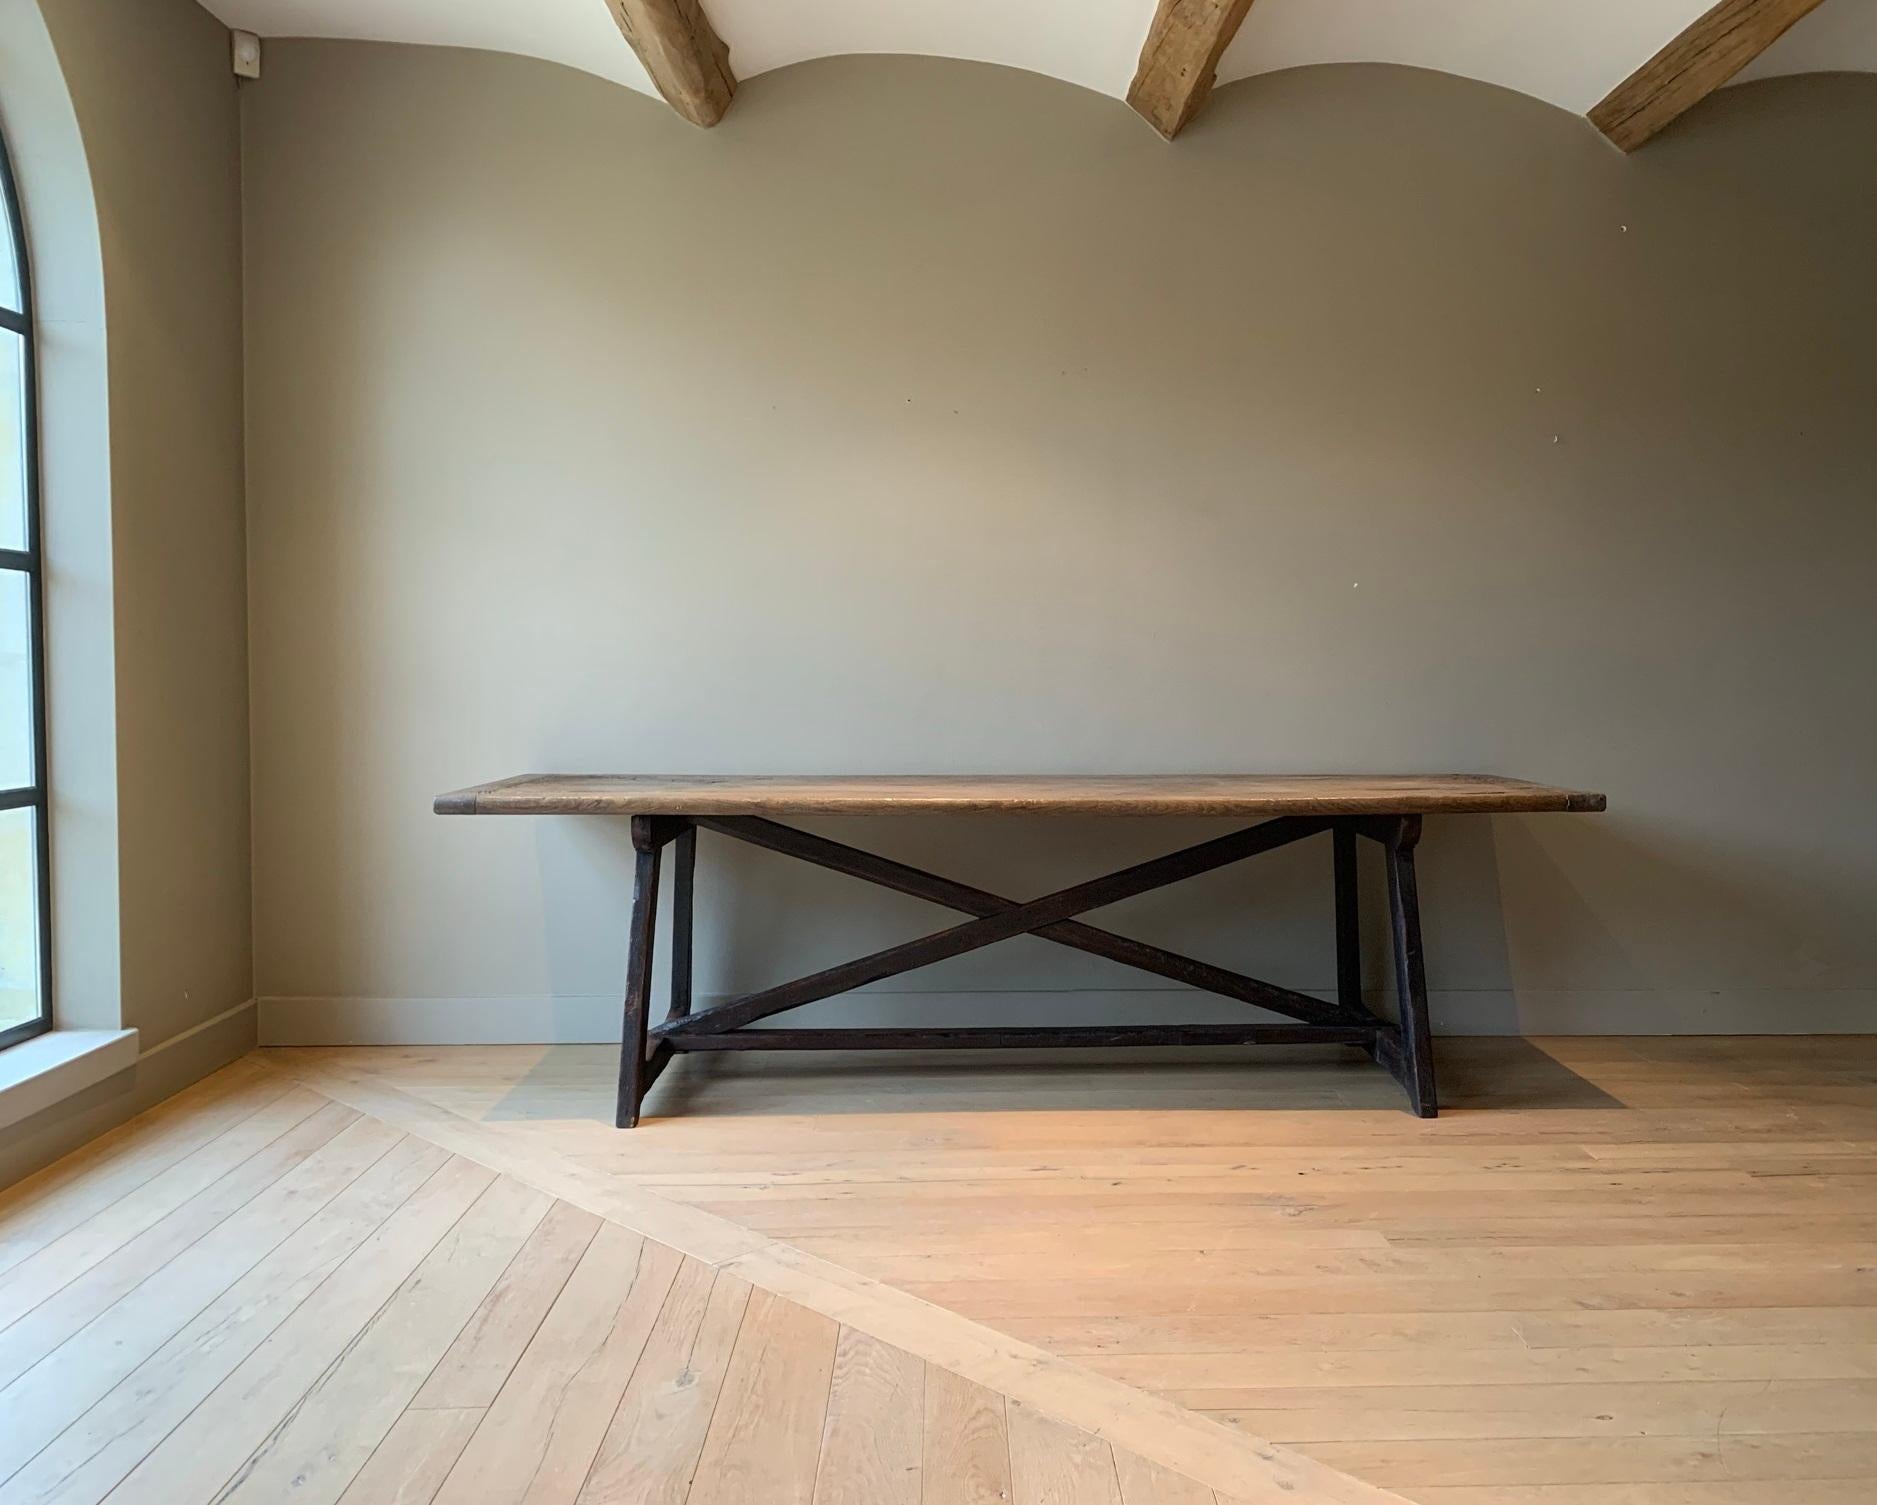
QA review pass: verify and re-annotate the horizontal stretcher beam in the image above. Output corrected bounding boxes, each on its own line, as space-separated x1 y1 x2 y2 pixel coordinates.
663 1024 1382 1051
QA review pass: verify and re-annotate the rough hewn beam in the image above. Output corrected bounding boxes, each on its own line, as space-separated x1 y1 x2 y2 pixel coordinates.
1590 0 1827 151
1126 0 1259 139
605 0 735 128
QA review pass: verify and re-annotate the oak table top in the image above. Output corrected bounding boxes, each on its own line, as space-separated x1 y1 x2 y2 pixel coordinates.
434 773 1606 818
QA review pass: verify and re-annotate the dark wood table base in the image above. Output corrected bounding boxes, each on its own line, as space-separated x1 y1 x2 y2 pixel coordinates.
615 812 1438 1127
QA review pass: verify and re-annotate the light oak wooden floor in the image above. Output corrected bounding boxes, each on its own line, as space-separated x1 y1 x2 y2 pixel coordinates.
0 1057 1265 1505
258 1037 1877 1505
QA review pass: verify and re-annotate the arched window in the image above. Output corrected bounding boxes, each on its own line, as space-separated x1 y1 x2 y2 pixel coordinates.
0 122 49 1049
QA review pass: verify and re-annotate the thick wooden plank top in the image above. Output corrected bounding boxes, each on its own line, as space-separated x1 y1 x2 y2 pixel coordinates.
435 774 1605 817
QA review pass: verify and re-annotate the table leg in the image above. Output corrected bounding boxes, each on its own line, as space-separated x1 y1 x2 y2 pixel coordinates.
1381 815 1438 1117
670 824 696 1022
1333 822 1362 1015
616 817 664 1128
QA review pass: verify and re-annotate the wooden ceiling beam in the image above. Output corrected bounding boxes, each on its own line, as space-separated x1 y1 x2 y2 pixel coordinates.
1589 0 1828 151
604 0 735 128
1127 0 1260 140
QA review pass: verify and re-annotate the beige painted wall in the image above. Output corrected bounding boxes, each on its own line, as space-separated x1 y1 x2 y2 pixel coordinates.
35 0 253 1054
243 45 1877 1040
1 0 250 1183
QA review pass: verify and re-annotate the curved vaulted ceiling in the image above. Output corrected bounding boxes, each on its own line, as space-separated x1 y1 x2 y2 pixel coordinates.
200 0 1876 143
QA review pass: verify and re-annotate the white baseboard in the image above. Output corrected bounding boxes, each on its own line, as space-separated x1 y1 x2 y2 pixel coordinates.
258 988 1876 1047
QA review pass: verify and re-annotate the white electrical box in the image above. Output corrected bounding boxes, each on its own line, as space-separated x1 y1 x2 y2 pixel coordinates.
232 30 262 80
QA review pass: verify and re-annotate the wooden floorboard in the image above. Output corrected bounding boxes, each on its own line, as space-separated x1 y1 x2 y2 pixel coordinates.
429 1222 682 1505
684 1286 839 1505
104 1155 498 1505
270 1051 1399 1505
1113 1446 1220 1505
0 1133 448 1505
0 1111 400 1484
212 1175 552 1505
575 1257 750 1505
0 1098 358 1392
411 1197 599 1413
0 1059 283 1279
1007 1396 1125 1505
7 1037 1873 1503
922 1365 1014 1505
254 1037 1876 1504
336 1407 484 1505
811 1326 923 1505
0 1061 1294 1505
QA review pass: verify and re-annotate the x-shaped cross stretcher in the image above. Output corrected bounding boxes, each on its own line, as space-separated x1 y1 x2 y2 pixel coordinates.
613 811 1438 1126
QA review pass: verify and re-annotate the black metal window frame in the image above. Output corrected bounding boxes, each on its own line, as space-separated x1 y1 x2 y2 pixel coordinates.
0 121 52 1051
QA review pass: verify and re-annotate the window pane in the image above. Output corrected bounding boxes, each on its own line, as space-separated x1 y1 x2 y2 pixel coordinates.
0 331 22 551
0 569 32 790
0 805 40 1033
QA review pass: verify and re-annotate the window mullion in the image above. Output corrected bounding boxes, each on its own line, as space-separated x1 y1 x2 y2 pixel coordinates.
0 121 49 1048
